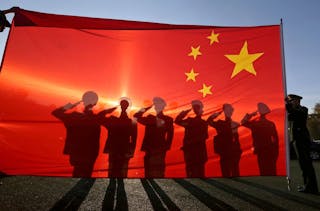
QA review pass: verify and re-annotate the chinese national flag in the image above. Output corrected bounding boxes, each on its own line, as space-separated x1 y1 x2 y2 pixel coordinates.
0 9 286 178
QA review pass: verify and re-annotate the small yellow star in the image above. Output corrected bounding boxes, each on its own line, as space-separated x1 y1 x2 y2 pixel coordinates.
198 83 212 97
225 41 264 78
185 68 199 82
188 46 202 60
207 30 220 45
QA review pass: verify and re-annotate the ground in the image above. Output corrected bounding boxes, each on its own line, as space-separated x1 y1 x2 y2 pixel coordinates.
0 160 319 210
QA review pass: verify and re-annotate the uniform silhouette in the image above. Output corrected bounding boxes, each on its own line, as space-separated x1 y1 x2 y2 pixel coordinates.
52 91 102 177
286 94 318 193
134 97 174 178
207 104 242 177
175 100 208 177
241 102 279 175
100 98 137 178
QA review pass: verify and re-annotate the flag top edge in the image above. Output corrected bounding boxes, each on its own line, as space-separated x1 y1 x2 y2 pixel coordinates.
13 8 280 30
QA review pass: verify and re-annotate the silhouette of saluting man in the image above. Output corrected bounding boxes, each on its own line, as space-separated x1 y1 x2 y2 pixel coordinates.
241 102 279 175
207 104 242 177
175 100 208 177
99 98 137 178
134 97 174 178
52 91 113 177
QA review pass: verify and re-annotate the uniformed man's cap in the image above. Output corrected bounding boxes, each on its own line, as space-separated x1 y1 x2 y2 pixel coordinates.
287 94 303 100
257 102 271 115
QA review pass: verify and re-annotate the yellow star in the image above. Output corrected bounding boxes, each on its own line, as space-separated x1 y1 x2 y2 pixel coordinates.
207 30 220 45
225 41 264 78
188 46 202 60
185 68 199 82
198 83 212 97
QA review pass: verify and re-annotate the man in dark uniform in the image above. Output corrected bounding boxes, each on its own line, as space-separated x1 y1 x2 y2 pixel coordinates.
286 94 318 193
52 91 103 177
175 100 208 177
241 103 279 176
100 98 137 178
134 97 174 178
207 103 242 177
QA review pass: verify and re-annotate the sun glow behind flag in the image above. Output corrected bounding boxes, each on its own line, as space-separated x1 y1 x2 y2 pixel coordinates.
0 9 286 178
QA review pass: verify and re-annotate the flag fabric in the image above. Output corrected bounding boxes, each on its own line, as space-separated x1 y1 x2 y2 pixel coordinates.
0 9 286 178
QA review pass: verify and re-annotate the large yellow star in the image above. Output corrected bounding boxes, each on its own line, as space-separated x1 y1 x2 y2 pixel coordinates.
198 83 212 97
207 30 220 45
188 46 202 60
185 68 199 82
225 41 264 78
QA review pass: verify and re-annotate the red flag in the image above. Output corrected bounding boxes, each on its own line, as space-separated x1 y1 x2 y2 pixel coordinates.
0 9 286 178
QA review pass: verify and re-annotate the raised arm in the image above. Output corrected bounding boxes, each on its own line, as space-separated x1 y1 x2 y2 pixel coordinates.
133 106 152 125
97 107 117 118
206 111 222 127
241 111 257 125
174 109 191 127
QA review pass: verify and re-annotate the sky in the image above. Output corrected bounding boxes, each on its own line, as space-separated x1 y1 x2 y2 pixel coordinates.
1 0 319 112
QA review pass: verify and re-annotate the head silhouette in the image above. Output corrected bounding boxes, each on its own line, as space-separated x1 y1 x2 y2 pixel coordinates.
120 99 130 112
153 97 166 114
223 103 234 118
82 91 98 109
257 102 271 116
191 100 203 116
